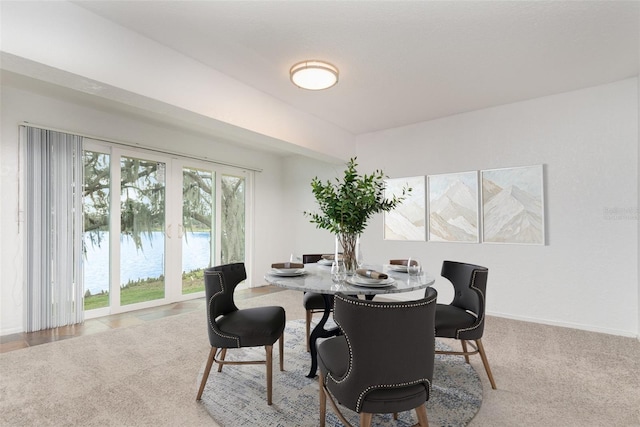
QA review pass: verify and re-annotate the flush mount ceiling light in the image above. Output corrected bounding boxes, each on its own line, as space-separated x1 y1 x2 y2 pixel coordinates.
290 60 339 90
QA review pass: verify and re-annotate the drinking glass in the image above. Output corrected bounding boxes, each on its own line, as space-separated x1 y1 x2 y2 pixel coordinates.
290 253 301 263
331 260 347 284
355 237 364 268
407 257 421 276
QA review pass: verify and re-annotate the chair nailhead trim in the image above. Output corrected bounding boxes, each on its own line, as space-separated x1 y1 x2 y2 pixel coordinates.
336 293 437 309
327 317 352 386
206 271 240 347
355 379 431 413
455 269 486 339
327 293 437 413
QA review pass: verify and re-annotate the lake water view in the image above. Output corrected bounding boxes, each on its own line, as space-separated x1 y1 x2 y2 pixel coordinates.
83 231 212 295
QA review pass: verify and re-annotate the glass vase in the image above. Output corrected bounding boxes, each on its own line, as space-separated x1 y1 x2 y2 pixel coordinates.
336 233 358 274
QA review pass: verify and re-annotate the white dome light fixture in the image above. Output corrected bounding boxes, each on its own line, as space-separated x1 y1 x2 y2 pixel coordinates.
290 60 339 90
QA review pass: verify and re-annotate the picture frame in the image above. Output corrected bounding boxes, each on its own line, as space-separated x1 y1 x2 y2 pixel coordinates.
481 165 545 244
427 171 479 243
383 176 426 241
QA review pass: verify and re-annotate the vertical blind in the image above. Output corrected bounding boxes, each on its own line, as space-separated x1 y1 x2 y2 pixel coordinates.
23 126 84 332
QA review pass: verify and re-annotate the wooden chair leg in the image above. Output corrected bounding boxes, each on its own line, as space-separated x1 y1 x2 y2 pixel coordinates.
279 332 284 371
217 348 227 372
476 339 497 389
415 404 429 427
306 310 312 352
393 413 398 420
266 344 273 405
461 340 470 364
196 347 217 401
360 412 373 427
319 370 327 427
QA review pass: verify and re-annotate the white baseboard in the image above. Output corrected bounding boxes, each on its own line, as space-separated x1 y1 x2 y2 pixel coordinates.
373 293 637 337
487 310 637 338
1 326 23 336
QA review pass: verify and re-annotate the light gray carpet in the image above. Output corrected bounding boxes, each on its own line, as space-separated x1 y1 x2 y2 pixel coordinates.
1 289 639 426
198 319 481 427
0 306 213 426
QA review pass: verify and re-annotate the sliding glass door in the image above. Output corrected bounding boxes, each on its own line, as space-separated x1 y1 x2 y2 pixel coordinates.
83 149 111 310
181 165 214 295
221 174 246 264
119 154 167 306
82 141 250 317
178 164 248 294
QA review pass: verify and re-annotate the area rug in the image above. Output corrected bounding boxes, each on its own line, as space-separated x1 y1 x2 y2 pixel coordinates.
198 319 482 426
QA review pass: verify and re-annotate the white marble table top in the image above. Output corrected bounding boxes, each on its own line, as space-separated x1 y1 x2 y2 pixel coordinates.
264 263 435 297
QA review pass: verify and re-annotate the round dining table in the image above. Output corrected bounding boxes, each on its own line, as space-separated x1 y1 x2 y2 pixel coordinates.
265 263 436 377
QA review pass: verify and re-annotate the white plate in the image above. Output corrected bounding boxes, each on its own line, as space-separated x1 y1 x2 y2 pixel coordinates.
388 265 408 272
353 275 389 284
317 259 334 266
273 268 302 273
347 276 395 287
270 269 306 277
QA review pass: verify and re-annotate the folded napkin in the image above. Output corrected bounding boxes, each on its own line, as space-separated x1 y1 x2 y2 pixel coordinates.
271 262 304 269
389 259 418 266
356 268 388 280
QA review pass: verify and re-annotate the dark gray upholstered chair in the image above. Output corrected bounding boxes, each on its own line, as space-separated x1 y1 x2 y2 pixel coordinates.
302 253 334 352
196 263 286 404
317 289 438 427
435 260 496 389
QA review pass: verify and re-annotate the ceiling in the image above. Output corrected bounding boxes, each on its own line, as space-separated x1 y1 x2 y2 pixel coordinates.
50 1 640 135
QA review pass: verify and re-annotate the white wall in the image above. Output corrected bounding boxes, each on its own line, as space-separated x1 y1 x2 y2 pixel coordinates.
282 156 344 257
1 1 354 160
0 83 292 335
2 78 637 338
291 79 639 337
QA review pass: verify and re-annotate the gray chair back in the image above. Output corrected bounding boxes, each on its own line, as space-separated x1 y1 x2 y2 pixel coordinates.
302 254 323 263
441 260 489 340
204 262 246 348
324 288 438 414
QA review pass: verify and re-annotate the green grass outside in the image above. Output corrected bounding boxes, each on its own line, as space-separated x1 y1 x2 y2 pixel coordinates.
84 269 205 310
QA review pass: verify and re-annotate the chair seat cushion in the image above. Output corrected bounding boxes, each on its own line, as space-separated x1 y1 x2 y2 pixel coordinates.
434 304 477 338
217 306 285 347
360 383 428 414
318 335 429 414
317 335 349 379
303 292 334 310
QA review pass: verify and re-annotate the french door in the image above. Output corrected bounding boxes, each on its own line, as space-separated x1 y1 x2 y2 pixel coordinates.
82 140 250 317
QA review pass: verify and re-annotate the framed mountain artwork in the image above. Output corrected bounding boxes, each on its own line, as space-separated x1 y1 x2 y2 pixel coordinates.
481 165 545 244
383 176 426 241
427 171 479 242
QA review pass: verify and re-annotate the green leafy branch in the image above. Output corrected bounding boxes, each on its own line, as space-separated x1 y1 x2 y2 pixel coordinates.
304 158 411 235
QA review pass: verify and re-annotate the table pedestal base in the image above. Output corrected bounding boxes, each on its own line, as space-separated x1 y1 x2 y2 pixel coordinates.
307 294 337 378
307 293 374 378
